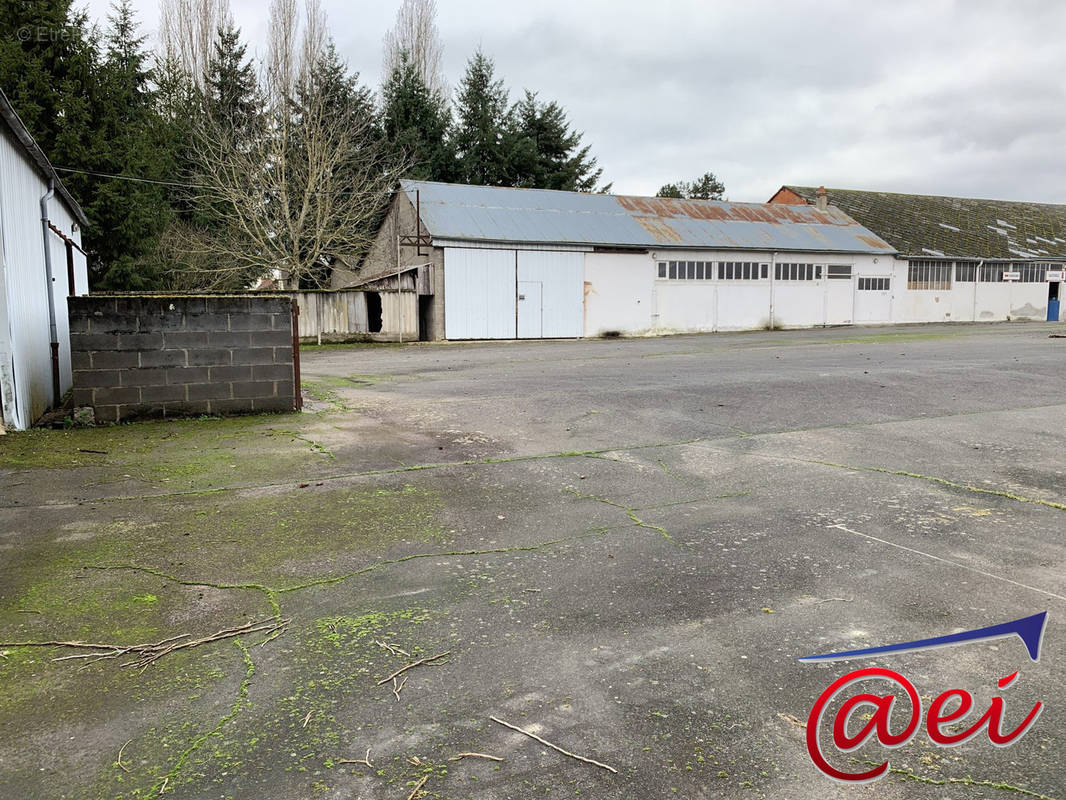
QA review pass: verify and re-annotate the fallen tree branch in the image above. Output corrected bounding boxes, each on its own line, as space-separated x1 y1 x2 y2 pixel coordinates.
376 652 450 686
376 640 410 658
116 738 133 773
405 775 429 800
490 716 617 774
0 618 289 672
339 748 374 768
450 751 504 762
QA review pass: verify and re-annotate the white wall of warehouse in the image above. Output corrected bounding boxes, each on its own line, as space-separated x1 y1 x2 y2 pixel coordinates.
0 130 87 430
443 246 1060 341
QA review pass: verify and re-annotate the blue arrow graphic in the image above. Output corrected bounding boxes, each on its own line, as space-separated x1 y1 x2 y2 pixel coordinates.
799 612 1047 663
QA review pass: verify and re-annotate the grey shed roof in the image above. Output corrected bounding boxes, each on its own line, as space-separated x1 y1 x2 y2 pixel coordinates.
401 180 895 255
0 88 88 227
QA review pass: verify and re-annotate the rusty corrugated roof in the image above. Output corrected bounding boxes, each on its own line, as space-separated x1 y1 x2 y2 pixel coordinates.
402 180 895 254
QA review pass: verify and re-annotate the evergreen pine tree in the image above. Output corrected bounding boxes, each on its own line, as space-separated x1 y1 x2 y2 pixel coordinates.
452 49 510 186
87 0 174 289
508 90 604 192
205 21 260 138
381 50 454 181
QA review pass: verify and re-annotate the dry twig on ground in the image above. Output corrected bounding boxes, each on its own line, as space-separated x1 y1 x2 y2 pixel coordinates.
376 640 411 658
116 738 133 773
376 652 450 685
490 716 617 774
450 752 504 762
392 675 407 701
0 618 289 671
405 775 429 800
339 748 374 768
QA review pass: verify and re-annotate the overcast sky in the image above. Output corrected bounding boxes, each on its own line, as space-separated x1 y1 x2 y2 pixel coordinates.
82 0 1066 203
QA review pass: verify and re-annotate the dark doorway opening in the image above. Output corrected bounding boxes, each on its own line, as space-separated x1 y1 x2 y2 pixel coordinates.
418 296 433 341
1050 281 1060 302
366 292 382 333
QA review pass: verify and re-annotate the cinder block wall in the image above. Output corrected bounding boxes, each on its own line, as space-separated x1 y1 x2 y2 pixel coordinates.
68 295 297 423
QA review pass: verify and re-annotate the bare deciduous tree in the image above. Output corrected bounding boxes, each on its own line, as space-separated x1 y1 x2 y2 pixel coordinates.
382 0 447 100
159 0 230 89
167 0 402 290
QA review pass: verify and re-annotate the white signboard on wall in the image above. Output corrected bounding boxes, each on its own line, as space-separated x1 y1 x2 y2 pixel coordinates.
1046 270 1065 281
1002 271 1020 281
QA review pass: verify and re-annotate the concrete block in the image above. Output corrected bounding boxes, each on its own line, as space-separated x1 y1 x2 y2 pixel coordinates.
162 331 209 348
184 312 229 332
139 349 187 368
208 399 257 415
228 313 275 332
121 368 168 387
252 364 293 382
72 387 94 406
71 350 92 371
275 380 295 399
93 404 120 423
141 384 187 403
117 332 164 351
232 348 277 366
208 365 252 382
253 396 295 412
94 386 142 405
208 331 253 348
75 369 122 388
91 350 139 370
231 381 272 399
188 383 233 401
72 333 122 351
186 348 233 367
273 346 294 364
251 329 292 347
163 400 212 418
166 367 210 385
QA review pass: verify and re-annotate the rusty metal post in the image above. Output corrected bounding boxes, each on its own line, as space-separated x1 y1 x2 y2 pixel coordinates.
291 299 302 411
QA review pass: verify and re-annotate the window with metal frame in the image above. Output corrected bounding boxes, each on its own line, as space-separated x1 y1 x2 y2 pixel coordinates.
907 260 951 290
1018 262 1047 282
774 262 822 281
658 260 714 280
718 261 769 280
955 262 977 282
826 264 853 280
980 262 1006 282
858 277 890 291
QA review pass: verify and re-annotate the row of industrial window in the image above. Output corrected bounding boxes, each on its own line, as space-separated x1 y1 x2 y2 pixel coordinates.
907 260 1061 290
858 277 891 291
657 261 853 281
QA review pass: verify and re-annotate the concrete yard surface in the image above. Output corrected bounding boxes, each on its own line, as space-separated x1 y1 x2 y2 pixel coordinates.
1 322 1064 799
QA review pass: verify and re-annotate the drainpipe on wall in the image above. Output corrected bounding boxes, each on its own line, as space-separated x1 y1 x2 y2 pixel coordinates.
40 179 61 406
973 260 983 322
769 251 778 330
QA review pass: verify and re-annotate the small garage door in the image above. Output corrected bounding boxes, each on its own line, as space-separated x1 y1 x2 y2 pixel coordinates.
517 251 584 338
443 248 516 339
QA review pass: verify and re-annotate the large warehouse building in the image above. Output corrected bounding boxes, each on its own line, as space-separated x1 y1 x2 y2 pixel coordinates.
349 180 1062 342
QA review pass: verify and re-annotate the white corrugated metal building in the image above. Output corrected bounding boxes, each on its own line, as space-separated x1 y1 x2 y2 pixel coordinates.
355 180 898 341
0 90 89 431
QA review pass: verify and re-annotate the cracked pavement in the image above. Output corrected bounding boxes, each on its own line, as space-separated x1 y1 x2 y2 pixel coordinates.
1 323 1065 799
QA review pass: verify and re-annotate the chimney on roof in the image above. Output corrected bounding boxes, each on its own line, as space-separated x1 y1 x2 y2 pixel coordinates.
815 186 828 212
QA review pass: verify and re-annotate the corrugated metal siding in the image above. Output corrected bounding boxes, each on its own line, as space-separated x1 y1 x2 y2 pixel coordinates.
443 248 516 339
0 132 88 429
517 251 583 338
0 130 52 428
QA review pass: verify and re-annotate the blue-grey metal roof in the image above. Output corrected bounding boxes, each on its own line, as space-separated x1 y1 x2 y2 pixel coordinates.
401 180 895 255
